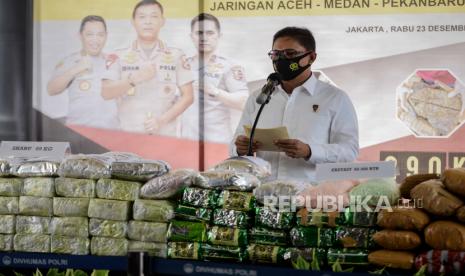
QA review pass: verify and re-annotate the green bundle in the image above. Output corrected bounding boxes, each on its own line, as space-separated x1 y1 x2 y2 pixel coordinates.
49 217 88 237
181 187 219 208
213 209 249 227
129 241 167 258
247 244 287 264
167 220 207 242
167 242 201 260
54 178 95 198
15 216 50 234
51 236 89 255
88 198 130 221
175 205 212 222
96 178 141 201
0 197 18 215
217 190 255 211
128 221 167 243
255 207 295 230
290 226 334 247
342 208 377 227
22 177 54 197
327 248 369 265
89 218 127 238
90 237 128 256
0 215 15 234
19 196 53 216
248 227 288 246
334 227 376 249
207 226 247 247
0 234 13 251
0 178 23 196
14 234 50 253
53 197 90 217
133 199 175 222
202 244 247 262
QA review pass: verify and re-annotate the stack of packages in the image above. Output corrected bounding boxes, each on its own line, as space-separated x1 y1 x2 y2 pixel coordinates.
290 178 400 271
398 169 465 275
0 157 61 253
166 157 269 262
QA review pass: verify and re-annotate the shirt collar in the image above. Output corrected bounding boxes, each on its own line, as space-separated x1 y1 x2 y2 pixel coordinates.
278 72 318 96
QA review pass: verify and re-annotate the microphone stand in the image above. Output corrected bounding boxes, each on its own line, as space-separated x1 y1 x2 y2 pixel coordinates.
247 89 273 156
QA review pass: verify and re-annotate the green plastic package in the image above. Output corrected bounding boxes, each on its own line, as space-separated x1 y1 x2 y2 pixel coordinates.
217 190 256 211
0 196 19 215
283 247 327 267
290 226 334 247
247 244 287 264
50 217 89 237
0 197 18 215
19 196 53 216
90 237 128 256
54 178 96 198
0 234 13 251
128 220 167 243
296 209 344 227
0 178 23 196
207 226 248 247
133 199 175 222
0 215 15 234
342 208 377 227
202 244 247 262
167 242 201 260
15 216 51 234
96 178 141 201
255 207 295 230
249 227 288 246
213 209 250 228
327 248 369 265
51 235 89 255
88 198 130 221
21 177 55 197
181 187 219 208
129 241 167 258
175 205 212 222
89 218 127 238
167 220 207 242
349 178 400 207
53 197 90 217
334 227 376 249
14 234 50 253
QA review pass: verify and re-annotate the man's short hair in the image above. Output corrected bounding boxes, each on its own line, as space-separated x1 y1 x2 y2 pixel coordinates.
132 0 164 18
191 13 221 32
79 15 107 33
273 27 316 51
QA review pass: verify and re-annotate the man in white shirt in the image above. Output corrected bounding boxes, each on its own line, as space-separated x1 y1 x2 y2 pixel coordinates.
231 27 359 181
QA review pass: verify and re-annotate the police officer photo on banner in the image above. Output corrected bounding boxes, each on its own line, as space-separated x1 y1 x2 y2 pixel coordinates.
102 0 194 137
181 13 250 144
47 15 119 129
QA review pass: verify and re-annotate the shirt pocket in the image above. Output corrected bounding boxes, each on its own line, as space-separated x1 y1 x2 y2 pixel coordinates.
295 113 331 144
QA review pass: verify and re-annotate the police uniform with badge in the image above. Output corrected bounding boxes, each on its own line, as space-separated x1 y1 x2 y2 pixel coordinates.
181 54 248 143
51 51 119 129
104 40 193 136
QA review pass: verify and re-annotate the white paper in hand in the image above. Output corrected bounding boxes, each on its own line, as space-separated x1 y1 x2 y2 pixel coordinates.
244 125 289 152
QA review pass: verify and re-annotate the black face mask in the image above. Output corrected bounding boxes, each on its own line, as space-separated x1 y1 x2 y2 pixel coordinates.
273 52 311 81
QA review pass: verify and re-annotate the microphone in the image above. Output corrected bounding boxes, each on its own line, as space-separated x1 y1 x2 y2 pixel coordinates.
256 73 282 104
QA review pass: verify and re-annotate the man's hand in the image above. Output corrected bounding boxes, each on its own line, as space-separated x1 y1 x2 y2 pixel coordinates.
132 62 157 84
274 139 311 160
144 116 164 134
235 135 261 156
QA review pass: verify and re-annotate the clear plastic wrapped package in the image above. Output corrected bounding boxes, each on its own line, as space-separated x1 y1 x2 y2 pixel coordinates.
133 199 175 222
0 215 15 234
54 177 96 198
19 196 53 216
0 159 10 177
16 216 50 234
22 177 55 197
58 154 113 179
90 237 128 256
210 156 272 180
253 180 307 206
0 197 19 215
96 179 141 201
53 197 90 217
105 152 170 181
193 171 260 191
10 157 60 177
129 241 167 258
0 178 23 196
88 199 130 221
50 217 88 237
89 218 127 238
51 235 90 255
140 169 195 199
128 220 167 242
0 234 13 251
14 233 50 253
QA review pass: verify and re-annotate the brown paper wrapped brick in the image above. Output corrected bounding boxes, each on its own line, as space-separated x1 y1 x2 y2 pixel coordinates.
368 250 415 270
424 221 465 251
373 230 421 250
410 180 463 217
377 207 430 231
442 168 465 197
399 173 439 199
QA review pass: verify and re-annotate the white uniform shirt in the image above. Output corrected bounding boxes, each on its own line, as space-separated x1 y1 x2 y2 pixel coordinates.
104 40 193 136
181 54 248 143
230 73 359 181
51 52 119 129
